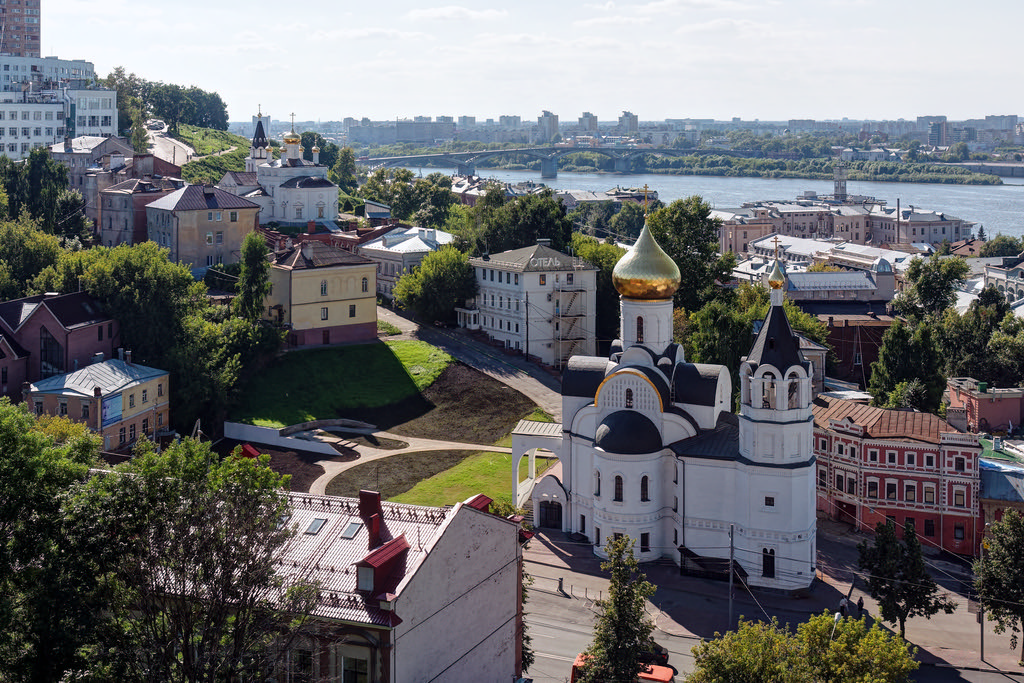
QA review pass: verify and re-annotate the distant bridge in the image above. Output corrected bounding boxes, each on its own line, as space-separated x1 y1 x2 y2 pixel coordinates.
361 146 757 179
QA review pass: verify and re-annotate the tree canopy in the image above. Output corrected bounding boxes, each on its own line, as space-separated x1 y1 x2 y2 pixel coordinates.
576 536 656 683
892 253 969 320
234 232 271 323
868 320 945 412
571 233 626 347
857 521 955 639
979 233 1023 258
392 246 477 322
975 509 1024 655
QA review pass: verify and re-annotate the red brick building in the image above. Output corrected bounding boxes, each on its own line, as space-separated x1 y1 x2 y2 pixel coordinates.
814 396 983 557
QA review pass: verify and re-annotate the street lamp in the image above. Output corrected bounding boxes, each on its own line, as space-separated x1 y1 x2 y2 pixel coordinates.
830 611 842 641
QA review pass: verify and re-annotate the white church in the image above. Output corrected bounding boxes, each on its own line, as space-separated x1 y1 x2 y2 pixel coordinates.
515 221 817 592
219 113 339 228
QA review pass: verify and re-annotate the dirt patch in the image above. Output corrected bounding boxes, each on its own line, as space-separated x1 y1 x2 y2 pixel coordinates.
324 449 481 499
340 362 536 443
216 439 358 492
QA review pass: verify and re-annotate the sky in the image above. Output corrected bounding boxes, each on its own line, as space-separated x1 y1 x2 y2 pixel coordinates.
44 0 1022 125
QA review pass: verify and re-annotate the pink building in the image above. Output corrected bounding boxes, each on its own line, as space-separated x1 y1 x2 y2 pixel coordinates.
0 292 120 402
814 396 983 557
947 377 1024 434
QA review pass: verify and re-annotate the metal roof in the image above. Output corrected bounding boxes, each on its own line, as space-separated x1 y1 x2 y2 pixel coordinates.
145 184 259 212
471 243 597 273
29 358 167 397
811 395 963 445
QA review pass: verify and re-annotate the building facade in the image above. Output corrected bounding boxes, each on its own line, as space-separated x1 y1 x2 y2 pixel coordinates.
518 231 818 592
357 227 453 298
24 355 169 452
0 1 41 57
459 241 598 367
263 240 377 346
947 377 1024 434
98 176 183 247
813 396 983 556
146 184 260 278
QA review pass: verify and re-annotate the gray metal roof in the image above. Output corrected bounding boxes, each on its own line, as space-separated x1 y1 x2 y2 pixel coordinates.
471 243 597 273
28 358 167 398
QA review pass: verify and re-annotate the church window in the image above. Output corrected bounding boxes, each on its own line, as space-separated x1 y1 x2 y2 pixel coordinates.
673 464 678 484
636 316 644 343
640 533 650 553
673 528 677 545
579 515 585 533
320 280 328 296
762 548 775 578
764 496 775 507
594 471 601 497
295 207 302 219
761 372 776 409
640 476 649 502
613 476 623 502
594 528 600 546
361 277 368 293
318 206 324 218
625 388 633 409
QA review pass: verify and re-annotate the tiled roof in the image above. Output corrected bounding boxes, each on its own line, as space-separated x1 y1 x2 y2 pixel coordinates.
0 292 110 333
471 243 597 272
812 395 954 444
275 493 452 626
29 358 167 397
272 240 373 270
146 184 259 212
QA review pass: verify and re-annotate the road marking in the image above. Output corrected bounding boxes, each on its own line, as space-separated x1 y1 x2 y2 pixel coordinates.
534 652 577 663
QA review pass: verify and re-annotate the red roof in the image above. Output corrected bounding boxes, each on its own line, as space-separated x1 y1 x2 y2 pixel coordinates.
812 395 952 444
240 443 261 459
466 494 492 512
357 535 410 570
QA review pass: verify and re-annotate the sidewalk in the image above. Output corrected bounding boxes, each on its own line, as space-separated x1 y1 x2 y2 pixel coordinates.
524 527 1024 676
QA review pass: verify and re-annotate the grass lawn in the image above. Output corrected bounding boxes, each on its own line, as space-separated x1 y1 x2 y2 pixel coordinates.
231 340 451 428
174 124 249 155
377 320 402 336
326 449 559 507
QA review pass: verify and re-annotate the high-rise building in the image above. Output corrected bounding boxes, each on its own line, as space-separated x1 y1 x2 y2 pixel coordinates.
578 111 598 133
0 0 41 58
618 110 638 135
537 110 558 142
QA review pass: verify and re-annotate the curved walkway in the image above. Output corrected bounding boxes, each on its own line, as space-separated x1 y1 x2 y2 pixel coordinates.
307 430 511 495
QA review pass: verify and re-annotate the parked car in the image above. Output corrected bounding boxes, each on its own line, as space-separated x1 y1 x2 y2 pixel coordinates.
639 642 669 667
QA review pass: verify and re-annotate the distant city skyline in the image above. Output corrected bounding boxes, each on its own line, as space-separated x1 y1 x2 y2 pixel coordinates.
45 0 1021 124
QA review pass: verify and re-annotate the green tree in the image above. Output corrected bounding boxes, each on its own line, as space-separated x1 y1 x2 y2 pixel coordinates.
0 401 100 682
857 521 955 639
233 231 271 323
571 233 625 346
868 321 945 412
607 200 651 240
575 536 656 683
688 616 805 683
977 225 987 241
646 195 729 313
149 83 191 134
128 99 150 154
892 253 969 320
483 188 573 254
329 146 359 193
392 246 478 322
410 172 456 229
0 216 63 298
979 233 1023 258
976 510 1024 657
299 131 339 169
65 439 318 682
905 140 921 162
52 188 93 243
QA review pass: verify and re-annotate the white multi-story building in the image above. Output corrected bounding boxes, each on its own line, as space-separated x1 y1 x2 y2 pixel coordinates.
516 226 817 592
357 226 453 298
0 55 94 93
458 240 598 367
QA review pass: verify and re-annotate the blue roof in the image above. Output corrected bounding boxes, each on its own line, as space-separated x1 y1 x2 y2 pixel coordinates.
980 459 1024 503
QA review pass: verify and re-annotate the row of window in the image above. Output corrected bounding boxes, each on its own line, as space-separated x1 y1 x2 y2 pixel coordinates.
320 305 358 320
206 211 239 223
485 293 521 311
480 268 519 285
823 440 971 472
594 471 650 502
321 278 369 295
820 469 968 507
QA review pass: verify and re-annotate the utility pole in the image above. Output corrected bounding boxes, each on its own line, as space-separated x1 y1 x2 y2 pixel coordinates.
728 524 734 631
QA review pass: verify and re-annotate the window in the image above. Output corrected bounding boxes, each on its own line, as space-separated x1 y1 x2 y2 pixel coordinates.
349 304 356 318
320 280 328 296
305 518 327 535
764 496 775 507
229 211 237 222
837 444 844 456
955 457 965 472
625 388 633 409
82 404 89 420
59 401 67 416
118 426 125 444
490 270 494 281
142 418 149 434
215 231 223 245
847 478 856 494
640 533 650 553
594 471 601 497
905 517 915 533
206 232 213 245
129 424 136 441
886 482 897 500
887 451 896 464
818 469 827 487
640 476 649 501
142 389 148 403
954 489 965 507
158 413 163 427
567 273 574 284
907 453 916 466
579 515 585 534
157 383 163 397
673 496 678 512
361 277 368 293
924 519 935 537
636 316 644 343
924 486 935 504
128 393 135 408
321 307 328 321
539 274 546 285
835 473 843 491
905 484 916 502
820 438 827 451
613 475 623 502
595 528 601 546
514 273 519 285
762 548 775 578
925 454 935 468
954 524 965 540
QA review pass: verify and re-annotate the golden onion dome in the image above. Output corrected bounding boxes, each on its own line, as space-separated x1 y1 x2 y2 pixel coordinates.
312 145 320 153
283 129 300 144
612 221 680 300
768 259 786 289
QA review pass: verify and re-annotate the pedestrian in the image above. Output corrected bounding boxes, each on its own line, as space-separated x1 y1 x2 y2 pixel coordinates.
857 596 865 617
839 596 848 617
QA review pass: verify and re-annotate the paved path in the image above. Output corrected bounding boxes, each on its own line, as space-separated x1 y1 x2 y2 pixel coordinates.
146 129 194 166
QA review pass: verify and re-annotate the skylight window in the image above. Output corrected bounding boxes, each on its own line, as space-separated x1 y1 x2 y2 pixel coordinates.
305 518 327 535
341 521 363 539
277 514 291 530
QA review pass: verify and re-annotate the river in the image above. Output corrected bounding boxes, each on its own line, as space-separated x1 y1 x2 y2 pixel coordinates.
413 166 1024 240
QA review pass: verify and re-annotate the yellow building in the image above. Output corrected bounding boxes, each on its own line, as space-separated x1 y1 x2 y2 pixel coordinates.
24 354 170 451
264 240 377 345
145 184 261 278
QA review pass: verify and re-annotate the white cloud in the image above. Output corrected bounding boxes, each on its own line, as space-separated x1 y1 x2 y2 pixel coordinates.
405 6 508 21
573 15 652 27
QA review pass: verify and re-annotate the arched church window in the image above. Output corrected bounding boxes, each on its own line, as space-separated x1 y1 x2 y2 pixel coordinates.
318 206 324 218
640 476 649 502
594 471 601 497
762 372 776 409
361 277 368 293
762 548 775 578
613 475 623 502
636 316 644 343
320 280 328 296
788 376 800 409
625 388 633 409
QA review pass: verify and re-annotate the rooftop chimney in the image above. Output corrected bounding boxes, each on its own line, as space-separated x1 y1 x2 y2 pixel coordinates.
359 490 384 549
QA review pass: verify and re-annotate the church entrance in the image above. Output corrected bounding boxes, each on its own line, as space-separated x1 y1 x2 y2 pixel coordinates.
538 501 562 529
